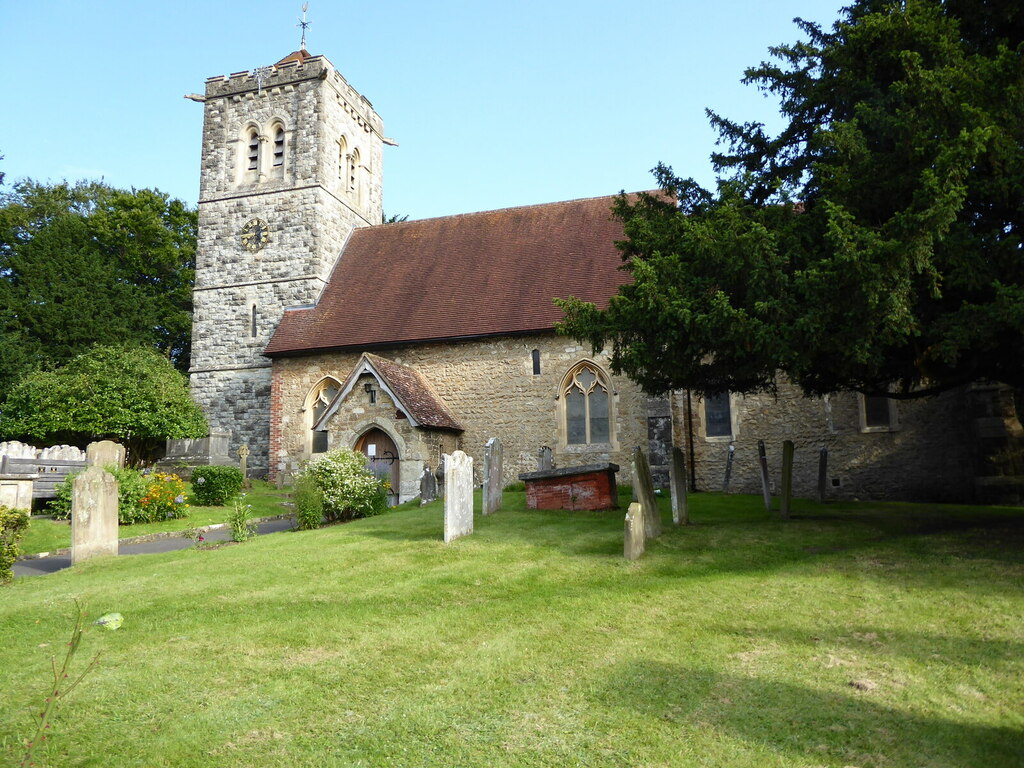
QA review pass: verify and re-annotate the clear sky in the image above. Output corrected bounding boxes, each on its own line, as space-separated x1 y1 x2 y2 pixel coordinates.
0 0 846 221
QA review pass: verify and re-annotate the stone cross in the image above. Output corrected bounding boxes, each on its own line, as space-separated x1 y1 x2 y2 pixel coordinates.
71 466 119 565
482 437 503 515
631 447 662 540
780 440 795 520
537 446 553 472
668 446 688 526
443 450 473 543
624 502 645 560
86 440 125 469
420 464 438 505
238 444 250 478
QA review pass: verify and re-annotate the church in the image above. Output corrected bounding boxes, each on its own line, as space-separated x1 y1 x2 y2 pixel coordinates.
188 47 1009 505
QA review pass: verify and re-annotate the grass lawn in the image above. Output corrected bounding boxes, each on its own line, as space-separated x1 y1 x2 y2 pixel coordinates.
2 489 1022 767
19 481 290 555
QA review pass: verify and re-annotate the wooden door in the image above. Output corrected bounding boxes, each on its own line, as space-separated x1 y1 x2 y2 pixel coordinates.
355 428 399 505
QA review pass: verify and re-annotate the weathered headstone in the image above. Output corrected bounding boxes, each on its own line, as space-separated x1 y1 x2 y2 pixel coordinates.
631 447 662 539
723 444 736 492
86 440 126 469
435 457 446 500
71 466 119 564
624 502 645 560
238 445 250 477
537 446 553 472
668 446 689 525
757 440 772 512
780 440 794 520
483 437 503 515
420 464 438 504
443 450 473 543
817 447 829 504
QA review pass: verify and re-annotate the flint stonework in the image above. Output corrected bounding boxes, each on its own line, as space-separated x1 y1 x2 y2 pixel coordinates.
669 446 689 525
443 451 474 543
624 502 645 560
71 466 119 564
483 437 503 515
631 447 662 539
86 440 126 469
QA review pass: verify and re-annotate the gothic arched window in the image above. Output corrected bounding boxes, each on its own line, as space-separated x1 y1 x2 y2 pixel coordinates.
272 124 285 167
348 147 360 196
306 377 341 454
247 129 260 171
561 362 612 445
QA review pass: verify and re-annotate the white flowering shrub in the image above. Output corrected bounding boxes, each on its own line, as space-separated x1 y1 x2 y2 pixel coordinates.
299 448 389 523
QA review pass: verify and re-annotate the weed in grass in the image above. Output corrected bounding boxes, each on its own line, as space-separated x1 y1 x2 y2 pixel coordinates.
228 496 256 543
20 603 122 768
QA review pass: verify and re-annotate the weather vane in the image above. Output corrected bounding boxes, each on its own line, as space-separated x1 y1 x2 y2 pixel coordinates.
298 3 311 51
251 66 273 94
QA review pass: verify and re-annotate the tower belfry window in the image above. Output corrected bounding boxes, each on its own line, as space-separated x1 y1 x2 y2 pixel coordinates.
247 130 260 171
348 148 359 193
272 126 285 167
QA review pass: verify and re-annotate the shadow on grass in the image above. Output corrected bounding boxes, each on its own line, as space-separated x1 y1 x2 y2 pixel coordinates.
601 659 1023 768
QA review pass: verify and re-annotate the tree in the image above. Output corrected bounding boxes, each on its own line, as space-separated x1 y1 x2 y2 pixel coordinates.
558 0 1023 399
0 180 196 392
0 345 208 464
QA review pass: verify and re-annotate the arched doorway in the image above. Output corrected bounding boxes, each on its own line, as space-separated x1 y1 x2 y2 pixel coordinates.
354 428 400 506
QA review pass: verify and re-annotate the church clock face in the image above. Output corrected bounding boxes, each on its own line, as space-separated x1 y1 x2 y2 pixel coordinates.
240 218 270 252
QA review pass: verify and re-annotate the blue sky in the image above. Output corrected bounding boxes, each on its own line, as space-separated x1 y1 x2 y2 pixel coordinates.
0 1 845 221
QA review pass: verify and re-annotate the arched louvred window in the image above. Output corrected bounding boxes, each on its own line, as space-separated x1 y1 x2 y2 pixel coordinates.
348 147 360 194
307 378 341 454
561 362 611 445
338 136 348 181
247 129 260 171
272 125 285 167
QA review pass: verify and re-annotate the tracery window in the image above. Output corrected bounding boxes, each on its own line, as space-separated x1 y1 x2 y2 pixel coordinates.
307 377 341 454
561 362 611 445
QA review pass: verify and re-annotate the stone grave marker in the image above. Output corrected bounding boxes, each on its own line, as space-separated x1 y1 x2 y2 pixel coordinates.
757 440 772 512
631 447 662 539
817 447 829 504
723 444 736 492
668 446 689 525
238 444 250 477
435 457 446 500
483 437 503 515
71 465 119 564
420 465 438 504
86 440 126 469
537 446 553 472
780 440 795 520
624 502 645 560
443 450 473 543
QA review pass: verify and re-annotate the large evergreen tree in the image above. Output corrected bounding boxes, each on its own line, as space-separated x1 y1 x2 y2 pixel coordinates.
558 0 1023 398
0 180 196 391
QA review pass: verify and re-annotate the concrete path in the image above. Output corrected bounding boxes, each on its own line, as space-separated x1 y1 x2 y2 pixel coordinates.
14 517 296 579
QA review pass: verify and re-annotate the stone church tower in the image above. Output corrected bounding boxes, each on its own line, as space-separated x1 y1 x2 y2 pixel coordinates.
189 50 385 475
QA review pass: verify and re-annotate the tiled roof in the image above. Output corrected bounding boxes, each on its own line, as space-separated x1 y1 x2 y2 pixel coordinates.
316 353 463 432
275 49 315 67
265 194 635 356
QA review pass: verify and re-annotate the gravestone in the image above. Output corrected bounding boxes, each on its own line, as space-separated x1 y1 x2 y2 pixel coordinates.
238 445 250 477
780 440 795 520
723 444 736 492
86 440 126 469
631 447 662 539
71 466 119 564
443 451 473 543
817 447 829 504
624 502 645 561
537 446 553 472
668 446 688 525
757 440 773 512
435 457 446 500
483 437 503 515
420 465 438 504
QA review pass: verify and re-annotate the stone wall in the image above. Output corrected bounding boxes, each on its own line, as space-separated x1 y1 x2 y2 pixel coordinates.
190 54 385 475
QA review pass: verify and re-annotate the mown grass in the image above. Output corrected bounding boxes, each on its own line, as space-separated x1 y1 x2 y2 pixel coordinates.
19 481 288 555
2 490 1022 767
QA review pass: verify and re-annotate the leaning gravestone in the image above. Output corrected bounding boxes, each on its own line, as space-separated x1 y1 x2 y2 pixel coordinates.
86 440 126 469
780 440 795 520
443 451 473 543
668 446 689 526
420 465 438 504
483 437 503 515
757 440 773 512
631 447 662 539
71 466 119 565
624 502 645 560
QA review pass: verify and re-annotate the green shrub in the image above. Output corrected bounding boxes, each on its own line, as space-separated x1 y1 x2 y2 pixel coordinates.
1 505 30 584
190 466 245 506
293 474 326 530
299 448 389 523
227 495 256 542
49 467 188 525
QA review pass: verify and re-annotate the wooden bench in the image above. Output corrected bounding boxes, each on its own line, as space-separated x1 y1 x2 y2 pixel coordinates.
0 456 88 500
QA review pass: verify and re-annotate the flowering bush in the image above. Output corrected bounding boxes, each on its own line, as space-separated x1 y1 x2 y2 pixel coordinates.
298 448 389 523
190 465 244 506
138 471 189 522
50 467 188 524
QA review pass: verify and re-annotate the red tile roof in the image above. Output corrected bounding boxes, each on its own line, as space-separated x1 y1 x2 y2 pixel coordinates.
266 194 634 356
